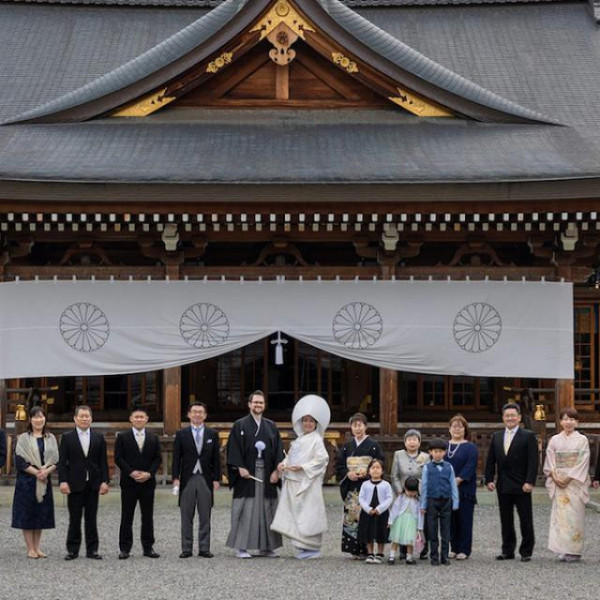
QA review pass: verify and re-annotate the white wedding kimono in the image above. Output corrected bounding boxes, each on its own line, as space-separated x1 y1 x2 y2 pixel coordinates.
271 430 329 550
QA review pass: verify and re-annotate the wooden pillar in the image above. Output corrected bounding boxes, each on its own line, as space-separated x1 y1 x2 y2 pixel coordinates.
163 256 182 435
554 378 574 429
0 379 6 430
379 368 398 436
0 267 5 430
163 367 181 435
378 264 398 436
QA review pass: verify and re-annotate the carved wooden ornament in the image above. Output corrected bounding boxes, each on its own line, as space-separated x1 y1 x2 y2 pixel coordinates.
251 0 315 40
389 87 453 118
332 52 359 74
206 52 234 74
112 87 176 117
267 23 299 65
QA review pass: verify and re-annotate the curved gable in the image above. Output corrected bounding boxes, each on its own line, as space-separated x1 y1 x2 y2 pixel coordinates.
3 0 556 124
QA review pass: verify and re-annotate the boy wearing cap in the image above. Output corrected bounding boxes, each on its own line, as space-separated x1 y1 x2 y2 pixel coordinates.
420 439 459 566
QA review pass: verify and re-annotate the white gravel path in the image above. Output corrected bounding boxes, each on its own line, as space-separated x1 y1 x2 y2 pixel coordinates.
0 487 598 600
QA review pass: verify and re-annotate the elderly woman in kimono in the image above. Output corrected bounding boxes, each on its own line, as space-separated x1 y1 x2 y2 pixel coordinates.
271 394 330 559
543 407 591 562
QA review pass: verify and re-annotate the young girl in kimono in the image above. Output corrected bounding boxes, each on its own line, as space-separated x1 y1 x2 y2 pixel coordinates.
388 476 424 565
357 459 394 564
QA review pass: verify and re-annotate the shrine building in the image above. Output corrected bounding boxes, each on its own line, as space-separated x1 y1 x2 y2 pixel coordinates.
1 0 599 439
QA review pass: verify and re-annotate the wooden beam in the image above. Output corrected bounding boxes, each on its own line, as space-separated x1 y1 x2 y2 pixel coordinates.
0 182 600 207
275 65 290 101
3 265 564 281
206 51 271 100
554 378 575 429
2 181 600 208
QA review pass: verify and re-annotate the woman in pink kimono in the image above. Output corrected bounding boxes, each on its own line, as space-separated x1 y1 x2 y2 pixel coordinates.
543 407 590 562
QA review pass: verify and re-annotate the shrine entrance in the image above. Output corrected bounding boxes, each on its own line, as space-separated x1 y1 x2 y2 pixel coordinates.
182 334 377 423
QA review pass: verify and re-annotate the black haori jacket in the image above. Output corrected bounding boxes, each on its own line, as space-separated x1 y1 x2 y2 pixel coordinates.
226 414 283 499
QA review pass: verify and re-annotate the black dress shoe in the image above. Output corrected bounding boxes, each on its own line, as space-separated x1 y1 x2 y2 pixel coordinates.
430 558 440 566
118 552 130 560
520 556 532 562
495 554 515 560
419 549 429 560
64 553 78 561
143 550 160 559
198 551 214 558
441 559 451 566
179 551 193 559
86 553 103 560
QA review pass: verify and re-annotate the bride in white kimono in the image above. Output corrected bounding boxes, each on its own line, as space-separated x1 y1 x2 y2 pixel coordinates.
271 394 330 559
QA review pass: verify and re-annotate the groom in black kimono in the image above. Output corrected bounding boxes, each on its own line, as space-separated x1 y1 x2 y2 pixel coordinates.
226 390 284 558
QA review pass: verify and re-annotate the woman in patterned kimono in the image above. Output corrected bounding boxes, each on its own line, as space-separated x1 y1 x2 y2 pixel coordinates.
543 407 591 562
335 413 384 558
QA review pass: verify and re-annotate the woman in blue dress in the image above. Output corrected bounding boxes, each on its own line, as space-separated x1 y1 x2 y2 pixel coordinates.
12 406 59 558
446 414 478 560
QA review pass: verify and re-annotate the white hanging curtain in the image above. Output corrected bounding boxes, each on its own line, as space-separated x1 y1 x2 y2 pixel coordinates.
0 279 573 379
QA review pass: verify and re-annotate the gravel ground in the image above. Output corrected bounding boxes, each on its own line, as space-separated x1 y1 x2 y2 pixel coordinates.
0 486 599 600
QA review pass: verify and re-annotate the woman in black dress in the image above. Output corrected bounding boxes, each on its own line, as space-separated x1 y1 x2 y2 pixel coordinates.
12 406 59 558
336 413 384 558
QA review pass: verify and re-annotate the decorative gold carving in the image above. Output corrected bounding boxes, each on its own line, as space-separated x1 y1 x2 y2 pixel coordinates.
332 52 358 74
206 52 233 74
267 23 299 65
112 87 176 117
389 87 453 117
251 0 315 40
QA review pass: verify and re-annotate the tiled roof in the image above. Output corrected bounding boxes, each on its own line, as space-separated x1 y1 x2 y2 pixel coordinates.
0 0 574 6
0 1 599 183
2 0 553 124
0 108 594 184
314 0 554 122
0 5 205 122
1 0 248 123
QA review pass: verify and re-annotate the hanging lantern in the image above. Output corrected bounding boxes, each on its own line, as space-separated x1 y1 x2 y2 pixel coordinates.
533 404 546 421
271 331 288 365
15 404 27 421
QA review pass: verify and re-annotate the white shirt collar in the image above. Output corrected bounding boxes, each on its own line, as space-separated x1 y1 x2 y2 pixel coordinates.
77 428 90 436
133 428 146 436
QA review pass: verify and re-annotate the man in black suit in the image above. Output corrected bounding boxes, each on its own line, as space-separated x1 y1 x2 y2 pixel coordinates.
172 401 221 559
58 405 109 560
115 406 162 560
485 402 538 562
